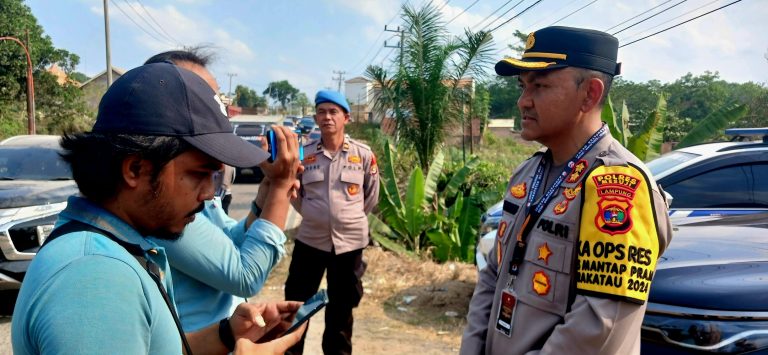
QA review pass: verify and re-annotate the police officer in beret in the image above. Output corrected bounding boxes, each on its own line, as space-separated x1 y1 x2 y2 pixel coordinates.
285 90 380 355
461 26 673 355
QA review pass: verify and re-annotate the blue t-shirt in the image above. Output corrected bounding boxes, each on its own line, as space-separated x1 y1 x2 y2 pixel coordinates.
12 196 181 354
151 198 286 331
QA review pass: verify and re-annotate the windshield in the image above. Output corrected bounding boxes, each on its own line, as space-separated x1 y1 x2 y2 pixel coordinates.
646 151 701 177
300 118 315 126
0 147 72 180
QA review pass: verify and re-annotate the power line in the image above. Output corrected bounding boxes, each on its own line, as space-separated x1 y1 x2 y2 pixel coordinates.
612 0 688 36
348 0 411 74
446 0 480 25
120 0 176 45
482 0 526 31
110 0 174 46
620 0 721 43
437 0 451 12
549 0 600 26
135 0 181 45
471 0 517 31
620 0 743 48
489 0 544 33
521 0 579 33
604 0 674 32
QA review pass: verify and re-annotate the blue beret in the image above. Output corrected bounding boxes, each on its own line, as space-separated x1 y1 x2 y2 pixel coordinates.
496 26 621 76
315 90 350 113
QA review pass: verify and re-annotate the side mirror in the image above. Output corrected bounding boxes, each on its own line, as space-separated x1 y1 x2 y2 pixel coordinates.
663 190 674 209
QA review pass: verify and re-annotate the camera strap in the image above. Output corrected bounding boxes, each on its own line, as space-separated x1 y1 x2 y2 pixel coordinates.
42 221 193 355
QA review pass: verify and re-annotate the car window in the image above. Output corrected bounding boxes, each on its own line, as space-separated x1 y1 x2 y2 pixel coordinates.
647 151 700 177
0 147 72 180
665 163 768 208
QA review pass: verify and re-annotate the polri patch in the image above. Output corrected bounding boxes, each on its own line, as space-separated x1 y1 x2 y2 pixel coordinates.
347 183 360 195
553 199 568 215
510 182 526 199
563 184 582 200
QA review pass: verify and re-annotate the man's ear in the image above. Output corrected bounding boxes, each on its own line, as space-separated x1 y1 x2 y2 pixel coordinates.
121 155 149 188
581 77 605 113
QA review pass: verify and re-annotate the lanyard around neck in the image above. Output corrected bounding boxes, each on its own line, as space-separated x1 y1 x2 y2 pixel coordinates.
505 124 608 275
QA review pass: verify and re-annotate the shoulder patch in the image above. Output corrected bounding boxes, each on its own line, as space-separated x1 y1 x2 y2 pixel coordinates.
576 164 659 304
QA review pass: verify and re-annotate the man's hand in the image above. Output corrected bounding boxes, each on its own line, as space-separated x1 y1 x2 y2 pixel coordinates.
259 126 301 191
229 301 302 343
233 323 307 355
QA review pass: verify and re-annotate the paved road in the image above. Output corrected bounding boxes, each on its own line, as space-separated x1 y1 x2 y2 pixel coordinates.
0 181 301 353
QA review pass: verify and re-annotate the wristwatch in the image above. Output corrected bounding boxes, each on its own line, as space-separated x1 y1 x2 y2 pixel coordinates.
218 317 235 352
250 200 263 217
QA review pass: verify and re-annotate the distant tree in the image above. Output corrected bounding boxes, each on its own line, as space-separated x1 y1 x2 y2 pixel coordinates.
0 0 91 138
69 71 89 83
234 84 257 107
263 80 299 111
292 92 310 116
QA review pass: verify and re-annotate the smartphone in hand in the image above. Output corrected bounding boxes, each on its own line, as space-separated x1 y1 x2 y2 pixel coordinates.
268 129 304 162
283 289 329 335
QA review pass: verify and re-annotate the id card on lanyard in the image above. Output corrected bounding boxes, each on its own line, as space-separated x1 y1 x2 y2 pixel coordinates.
494 124 607 337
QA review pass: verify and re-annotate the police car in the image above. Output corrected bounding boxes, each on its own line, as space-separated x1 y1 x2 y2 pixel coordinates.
476 128 768 270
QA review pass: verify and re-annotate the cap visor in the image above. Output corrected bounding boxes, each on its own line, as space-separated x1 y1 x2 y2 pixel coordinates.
495 58 564 76
183 133 269 168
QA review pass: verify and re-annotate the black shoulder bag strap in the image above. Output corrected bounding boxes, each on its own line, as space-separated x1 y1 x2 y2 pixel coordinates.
43 221 194 355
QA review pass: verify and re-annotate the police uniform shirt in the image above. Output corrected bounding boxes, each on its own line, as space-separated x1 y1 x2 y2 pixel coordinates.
295 136 380 254
461 134 673 355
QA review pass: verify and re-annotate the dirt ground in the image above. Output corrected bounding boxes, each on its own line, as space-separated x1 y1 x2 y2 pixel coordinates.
250 234 478 355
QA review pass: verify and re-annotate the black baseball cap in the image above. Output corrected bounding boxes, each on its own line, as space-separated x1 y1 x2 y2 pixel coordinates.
495 26 621 77
92 62 269 168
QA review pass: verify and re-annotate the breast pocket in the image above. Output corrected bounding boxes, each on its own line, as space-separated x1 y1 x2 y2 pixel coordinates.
341 170 365 201
302 169 325 199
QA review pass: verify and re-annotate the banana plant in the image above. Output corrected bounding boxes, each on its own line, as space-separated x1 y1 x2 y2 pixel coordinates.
676 103 748 148
602 93 667 161
369 139 493 262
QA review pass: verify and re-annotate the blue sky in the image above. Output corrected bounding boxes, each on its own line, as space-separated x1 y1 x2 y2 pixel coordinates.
25 0 768 99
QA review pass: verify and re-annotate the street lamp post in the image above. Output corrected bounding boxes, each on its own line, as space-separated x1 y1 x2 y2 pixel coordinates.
0 36 36 135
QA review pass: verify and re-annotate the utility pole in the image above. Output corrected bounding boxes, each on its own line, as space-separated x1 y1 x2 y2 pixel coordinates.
0 36 35 134
103 0 112 87
226 73 237 100
332 70 346 92
384 25 404 141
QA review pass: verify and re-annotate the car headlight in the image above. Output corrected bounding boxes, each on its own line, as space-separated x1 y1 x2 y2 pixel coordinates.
643 312 768 352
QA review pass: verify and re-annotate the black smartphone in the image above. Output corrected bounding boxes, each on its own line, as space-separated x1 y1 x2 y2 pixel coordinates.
283 289 329 335
268 129 304 162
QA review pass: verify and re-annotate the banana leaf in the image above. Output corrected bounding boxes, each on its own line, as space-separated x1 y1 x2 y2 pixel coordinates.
627 94 667 161
602 96 623 144
404 168 427 242
676 104 748 149
424 149 445 207
368 214 413 257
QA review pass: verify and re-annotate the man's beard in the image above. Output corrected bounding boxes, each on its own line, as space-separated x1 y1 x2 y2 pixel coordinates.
142 178 205 241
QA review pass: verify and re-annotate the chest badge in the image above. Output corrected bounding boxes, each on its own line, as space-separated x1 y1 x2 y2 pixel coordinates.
532 271 551 296
537 243 552 265
563 184 582 200
566 160 588 183
553 199 568 215
347 183 360 196
510 182 526 199
348 155 361 163
304 154 317 164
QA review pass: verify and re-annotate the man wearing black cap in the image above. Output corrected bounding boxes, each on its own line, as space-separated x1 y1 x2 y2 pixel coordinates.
461 26 672 354
284 90 380 355
11 63 306 354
